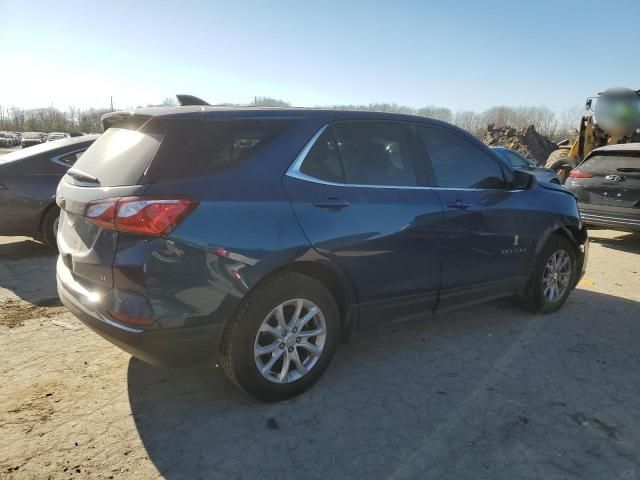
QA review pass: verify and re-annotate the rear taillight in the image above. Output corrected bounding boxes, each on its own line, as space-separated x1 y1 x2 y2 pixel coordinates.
569 169 593 179
84 197 198 237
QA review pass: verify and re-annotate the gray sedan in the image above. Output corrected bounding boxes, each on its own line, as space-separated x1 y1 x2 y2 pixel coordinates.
492 147 561 184
0 134 99 248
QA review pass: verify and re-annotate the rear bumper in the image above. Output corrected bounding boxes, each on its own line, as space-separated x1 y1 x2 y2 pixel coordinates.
57 262 224 368
579 206 640 232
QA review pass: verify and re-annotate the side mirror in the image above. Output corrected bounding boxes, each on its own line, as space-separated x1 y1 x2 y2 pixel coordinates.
512 170 536 190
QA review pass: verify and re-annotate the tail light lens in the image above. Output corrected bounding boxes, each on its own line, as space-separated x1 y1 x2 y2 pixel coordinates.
569 169 593 179
84 197 198 237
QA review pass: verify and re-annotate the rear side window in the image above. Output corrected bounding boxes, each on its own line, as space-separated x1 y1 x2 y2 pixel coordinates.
71 128 162 186
300 128 344 183
299 122 418 187
56 150 85 167
580 154 640 174
172 119 295 178
417 126 506 189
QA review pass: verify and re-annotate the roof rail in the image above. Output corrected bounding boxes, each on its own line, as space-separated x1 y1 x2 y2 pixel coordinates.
176 94 210 106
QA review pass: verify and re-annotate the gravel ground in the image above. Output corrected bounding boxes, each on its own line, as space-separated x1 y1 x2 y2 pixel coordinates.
0 230 639 479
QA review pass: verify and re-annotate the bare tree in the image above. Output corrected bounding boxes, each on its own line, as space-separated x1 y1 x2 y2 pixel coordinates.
453 110 484 136
67 106 79 131
161 97 178 106
556 105 584 141
78 108 109 133
416 106 453 123
251 97 290 107
9 108 25 131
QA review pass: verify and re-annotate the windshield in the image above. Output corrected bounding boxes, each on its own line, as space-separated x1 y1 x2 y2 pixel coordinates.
503 150 532 168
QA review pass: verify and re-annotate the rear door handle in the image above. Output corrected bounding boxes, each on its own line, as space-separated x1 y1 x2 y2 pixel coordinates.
313 198 350 209
446 200 472 209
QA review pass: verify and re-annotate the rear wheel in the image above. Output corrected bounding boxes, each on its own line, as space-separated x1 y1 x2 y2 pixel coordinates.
41 206 60 250
220 272 340 402
517 235 577 314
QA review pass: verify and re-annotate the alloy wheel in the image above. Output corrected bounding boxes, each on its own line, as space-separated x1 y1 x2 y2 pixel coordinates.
542 249 572 302
254 299 327 384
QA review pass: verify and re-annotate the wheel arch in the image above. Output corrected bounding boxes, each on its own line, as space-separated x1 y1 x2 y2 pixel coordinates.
526 222 587 290
248 258 359 340
37 200 59 239
532 223 586 260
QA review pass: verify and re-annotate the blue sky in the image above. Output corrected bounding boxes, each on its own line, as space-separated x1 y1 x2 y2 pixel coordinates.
1 0 638 113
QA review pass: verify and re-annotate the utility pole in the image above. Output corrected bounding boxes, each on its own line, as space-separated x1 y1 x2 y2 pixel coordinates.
110 96 114 112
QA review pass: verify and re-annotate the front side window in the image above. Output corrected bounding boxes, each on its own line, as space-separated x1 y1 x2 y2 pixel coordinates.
417 126 506 189
298 121 418 187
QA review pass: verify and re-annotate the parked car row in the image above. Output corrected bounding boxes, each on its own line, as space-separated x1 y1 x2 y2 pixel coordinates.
0 132 22 147
0 132 89 149
20 132 48 148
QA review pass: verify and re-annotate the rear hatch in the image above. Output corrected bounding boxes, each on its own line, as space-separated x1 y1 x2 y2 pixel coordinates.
56 112 204 289
569 152 640 211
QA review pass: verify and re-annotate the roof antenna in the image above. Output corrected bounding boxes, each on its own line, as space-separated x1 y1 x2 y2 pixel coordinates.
176 94 210 106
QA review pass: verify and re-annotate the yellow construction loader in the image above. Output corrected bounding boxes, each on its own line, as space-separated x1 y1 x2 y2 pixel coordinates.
546 87 640 182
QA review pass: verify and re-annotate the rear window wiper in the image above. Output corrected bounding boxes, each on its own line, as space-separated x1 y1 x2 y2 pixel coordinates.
66 168 100 184
617 167 640 173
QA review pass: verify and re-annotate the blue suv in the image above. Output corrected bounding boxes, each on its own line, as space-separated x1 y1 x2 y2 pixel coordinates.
56 106 588 401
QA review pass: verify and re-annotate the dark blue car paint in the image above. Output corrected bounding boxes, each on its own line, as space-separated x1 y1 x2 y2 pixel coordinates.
56 108 588 368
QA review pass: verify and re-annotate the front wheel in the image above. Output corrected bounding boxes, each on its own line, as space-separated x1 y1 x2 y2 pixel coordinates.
517 235 577 314
220 272 340 402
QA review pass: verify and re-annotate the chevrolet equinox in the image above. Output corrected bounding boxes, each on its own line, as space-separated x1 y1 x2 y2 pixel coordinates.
56 106 588 401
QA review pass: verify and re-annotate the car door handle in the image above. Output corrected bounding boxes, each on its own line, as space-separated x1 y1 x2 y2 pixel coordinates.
313 198 350 209
446 200 472 209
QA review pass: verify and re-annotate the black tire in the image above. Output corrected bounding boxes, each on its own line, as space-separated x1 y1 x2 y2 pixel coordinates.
517 235 577 314
220 272 340 402
41 206 60 250
545 150 577 184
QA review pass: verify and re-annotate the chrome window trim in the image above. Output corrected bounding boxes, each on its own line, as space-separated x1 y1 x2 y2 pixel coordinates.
51 147 88 168
285 123 521 193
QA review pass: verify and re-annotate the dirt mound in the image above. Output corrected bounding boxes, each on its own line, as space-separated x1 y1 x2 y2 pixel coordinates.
483 125 557 165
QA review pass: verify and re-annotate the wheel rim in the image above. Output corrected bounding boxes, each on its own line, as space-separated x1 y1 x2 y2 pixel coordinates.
542 249 572 302
254 298 327 384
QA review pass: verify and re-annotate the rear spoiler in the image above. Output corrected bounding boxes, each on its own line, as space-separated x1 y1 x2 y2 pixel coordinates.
101 112 153 131
100 95 209 130
176 94 210 106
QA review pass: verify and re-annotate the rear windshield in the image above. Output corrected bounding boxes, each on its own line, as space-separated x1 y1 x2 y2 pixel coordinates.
580 154 640 174
161 119 295 179
70 128 162 186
